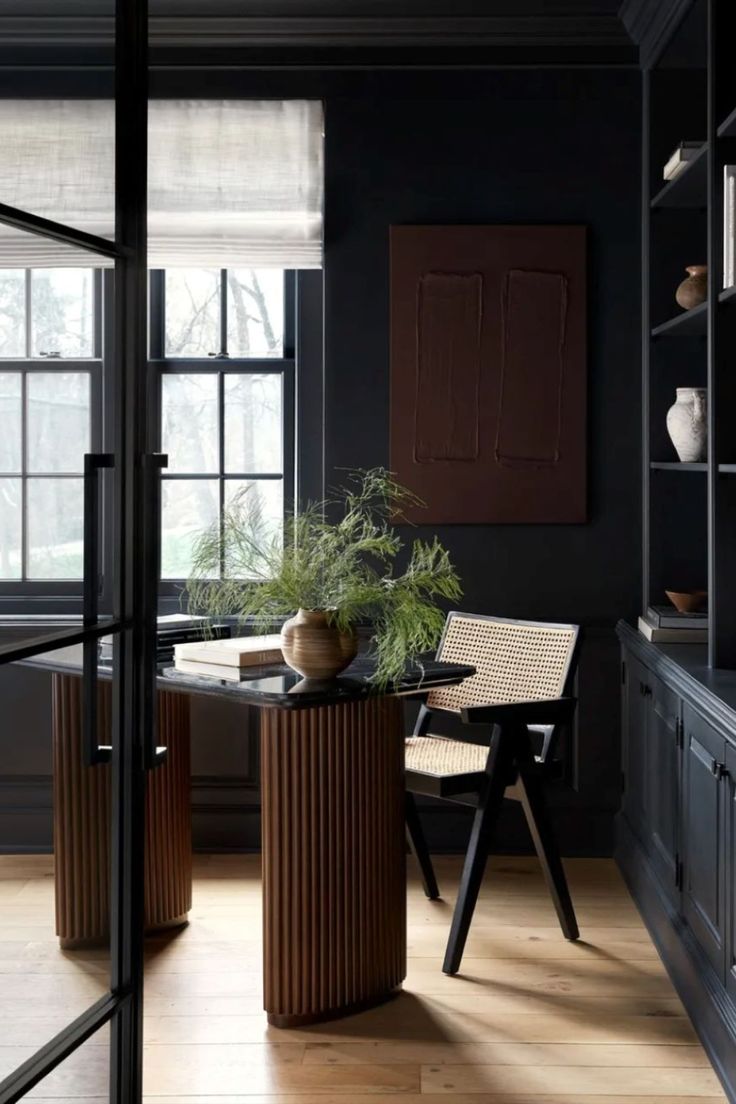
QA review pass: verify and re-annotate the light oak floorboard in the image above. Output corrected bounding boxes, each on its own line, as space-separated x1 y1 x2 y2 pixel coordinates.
0 854 726 1102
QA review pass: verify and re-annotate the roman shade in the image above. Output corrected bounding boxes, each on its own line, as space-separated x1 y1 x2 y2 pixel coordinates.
0 98 324 268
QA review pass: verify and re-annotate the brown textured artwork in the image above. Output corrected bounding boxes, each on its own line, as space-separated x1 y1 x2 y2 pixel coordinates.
390 225 586 523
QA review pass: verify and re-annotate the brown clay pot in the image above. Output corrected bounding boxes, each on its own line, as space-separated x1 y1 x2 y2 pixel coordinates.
280 608 358 680
675 265 707 310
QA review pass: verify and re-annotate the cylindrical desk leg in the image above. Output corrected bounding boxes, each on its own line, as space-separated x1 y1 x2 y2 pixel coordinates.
261 696 406 1027
53 673 192 949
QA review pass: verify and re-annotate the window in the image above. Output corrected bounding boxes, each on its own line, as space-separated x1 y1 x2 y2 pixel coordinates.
153 269 294 583
0 266 296 595
0 269 100 585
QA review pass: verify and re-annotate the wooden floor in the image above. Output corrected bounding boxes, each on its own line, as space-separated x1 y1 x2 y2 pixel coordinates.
0 852 727 1102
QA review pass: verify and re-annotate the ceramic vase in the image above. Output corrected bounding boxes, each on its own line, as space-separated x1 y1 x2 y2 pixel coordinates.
666 387 708 463
675 265 707 310
280 608 358 680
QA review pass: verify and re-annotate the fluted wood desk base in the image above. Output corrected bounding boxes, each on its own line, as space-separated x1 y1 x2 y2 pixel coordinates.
53 674 192 949
261 696 406 1027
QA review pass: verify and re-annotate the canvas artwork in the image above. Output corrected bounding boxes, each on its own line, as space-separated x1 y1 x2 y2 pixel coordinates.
390 225 587 523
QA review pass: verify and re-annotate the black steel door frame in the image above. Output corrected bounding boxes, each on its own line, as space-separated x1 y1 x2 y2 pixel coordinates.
0 2 154 1102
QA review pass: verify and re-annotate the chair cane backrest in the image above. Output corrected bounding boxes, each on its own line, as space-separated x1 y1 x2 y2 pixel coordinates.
427 612 579 715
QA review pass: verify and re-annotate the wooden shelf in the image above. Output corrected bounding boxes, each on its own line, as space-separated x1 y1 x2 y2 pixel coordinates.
651 302 707 337
651 144 708 209
718 104 736 137
651 461 708 472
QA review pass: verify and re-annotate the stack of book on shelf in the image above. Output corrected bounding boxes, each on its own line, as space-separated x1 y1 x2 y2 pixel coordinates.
663 141 702 181
638 606 708 643
98 614 230 665
173 634 283 681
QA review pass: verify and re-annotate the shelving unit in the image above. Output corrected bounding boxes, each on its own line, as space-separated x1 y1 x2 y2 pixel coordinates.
643 0 736 668
651 301 707 336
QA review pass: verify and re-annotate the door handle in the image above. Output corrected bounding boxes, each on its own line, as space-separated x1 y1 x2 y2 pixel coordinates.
142 453 168 770
82 453 114 767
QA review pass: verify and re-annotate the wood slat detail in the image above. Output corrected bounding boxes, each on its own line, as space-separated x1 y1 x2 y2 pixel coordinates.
52 674 192 947
261 696 405 1026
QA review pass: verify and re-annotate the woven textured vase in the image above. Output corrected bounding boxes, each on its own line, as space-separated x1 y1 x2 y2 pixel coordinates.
280 609 358 679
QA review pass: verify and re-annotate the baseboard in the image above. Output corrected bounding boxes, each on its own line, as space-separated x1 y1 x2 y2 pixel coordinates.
615 813 736 1104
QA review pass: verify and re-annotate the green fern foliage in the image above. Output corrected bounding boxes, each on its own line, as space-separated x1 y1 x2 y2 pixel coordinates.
186 468 462 687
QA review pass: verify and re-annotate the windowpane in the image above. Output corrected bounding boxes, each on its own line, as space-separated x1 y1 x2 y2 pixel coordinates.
161 478 219 579
162 374 219 474
27 372 90 473
0 269 26 358
225 478 283 541
0 477 21 579
27 478 84 579
224 374 282 474
165 269 220 357
30 268 94 359
0 373 21 472
226 269 284 357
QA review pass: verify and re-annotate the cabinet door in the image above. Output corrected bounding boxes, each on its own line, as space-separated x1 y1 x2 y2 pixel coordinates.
682 705 727 978
647 674 680 902
726 743 736 1004
622 652 650 842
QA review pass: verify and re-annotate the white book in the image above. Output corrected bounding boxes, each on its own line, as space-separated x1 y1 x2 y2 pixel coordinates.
174 634 283 668
174 657 262 682
638 616 707 644
724 166 736 289
663 143 701 180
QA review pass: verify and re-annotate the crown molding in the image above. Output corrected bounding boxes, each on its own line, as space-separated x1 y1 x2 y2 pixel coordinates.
618 0 693 67
0 13 634 51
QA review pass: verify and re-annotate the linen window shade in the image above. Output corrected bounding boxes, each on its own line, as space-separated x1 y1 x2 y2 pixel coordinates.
0 98 324 268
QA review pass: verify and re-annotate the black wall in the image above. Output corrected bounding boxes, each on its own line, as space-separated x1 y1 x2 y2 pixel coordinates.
0 66 642 856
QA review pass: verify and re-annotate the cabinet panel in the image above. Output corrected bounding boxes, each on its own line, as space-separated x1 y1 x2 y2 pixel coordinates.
726 743 736 1004
622 653 650 842
682 705 727 978
647 673 680 901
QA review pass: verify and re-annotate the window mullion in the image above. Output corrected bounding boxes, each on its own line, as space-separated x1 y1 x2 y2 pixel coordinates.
20 368 27 581
24 268 32 359
220 269 228 358
218 369 226 578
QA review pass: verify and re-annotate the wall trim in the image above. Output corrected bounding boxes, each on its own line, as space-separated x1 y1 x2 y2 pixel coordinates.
0 14 634 50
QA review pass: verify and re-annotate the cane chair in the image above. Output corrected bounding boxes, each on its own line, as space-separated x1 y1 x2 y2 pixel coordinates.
405 611 581 975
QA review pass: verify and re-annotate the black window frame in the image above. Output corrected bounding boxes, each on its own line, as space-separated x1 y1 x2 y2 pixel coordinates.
0 266 313 616
0 268 104 610
150 267 296 604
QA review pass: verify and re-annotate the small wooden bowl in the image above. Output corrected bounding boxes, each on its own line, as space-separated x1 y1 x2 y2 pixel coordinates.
665 589 708 614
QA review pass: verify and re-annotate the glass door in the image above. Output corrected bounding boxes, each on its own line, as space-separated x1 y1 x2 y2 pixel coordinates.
0 2 154 1102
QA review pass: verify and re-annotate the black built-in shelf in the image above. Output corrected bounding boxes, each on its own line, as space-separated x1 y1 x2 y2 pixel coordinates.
651 302 707 337
650 461 708 472
717 103 736 137
650 143 708 209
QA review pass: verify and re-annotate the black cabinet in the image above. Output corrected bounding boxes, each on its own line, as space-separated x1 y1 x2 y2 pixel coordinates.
622 655 680 902
648 674 680 903
726 741 736 1005
617 621 736 1102
622 653 650 842
682 705 727 976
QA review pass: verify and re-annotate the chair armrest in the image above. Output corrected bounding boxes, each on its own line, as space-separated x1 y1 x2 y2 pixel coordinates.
460 697 577 727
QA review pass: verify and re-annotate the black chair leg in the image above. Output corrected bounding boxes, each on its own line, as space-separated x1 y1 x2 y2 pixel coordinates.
516 736 579 942
406 792 440 900
442 727 513 976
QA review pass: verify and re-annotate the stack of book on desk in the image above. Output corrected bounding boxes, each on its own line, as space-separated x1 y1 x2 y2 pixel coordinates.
98 615 230 664
638 606 708 643
173 634 283 681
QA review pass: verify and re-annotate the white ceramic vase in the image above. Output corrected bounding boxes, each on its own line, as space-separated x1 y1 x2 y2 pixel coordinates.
666 387 707 463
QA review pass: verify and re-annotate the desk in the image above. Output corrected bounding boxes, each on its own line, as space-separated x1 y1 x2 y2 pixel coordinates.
26 649 473 1026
